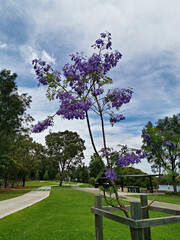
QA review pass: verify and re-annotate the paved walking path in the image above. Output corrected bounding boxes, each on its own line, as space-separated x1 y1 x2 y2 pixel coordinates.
72 186 180 211
0 186 51 219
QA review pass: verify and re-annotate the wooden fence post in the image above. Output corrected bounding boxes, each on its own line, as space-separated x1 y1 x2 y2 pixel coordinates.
140 195 152 240
95 195 103 240
131 202 143 240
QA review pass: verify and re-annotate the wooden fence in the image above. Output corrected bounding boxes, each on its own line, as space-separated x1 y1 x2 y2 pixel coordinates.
91 195 180 240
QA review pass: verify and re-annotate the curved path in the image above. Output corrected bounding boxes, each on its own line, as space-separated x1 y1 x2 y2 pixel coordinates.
73 186 180 211
0 186 51 219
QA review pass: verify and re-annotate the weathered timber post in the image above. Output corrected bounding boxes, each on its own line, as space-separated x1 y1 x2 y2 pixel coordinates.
140 195 152 240
95 195 103 240
131 202 143 240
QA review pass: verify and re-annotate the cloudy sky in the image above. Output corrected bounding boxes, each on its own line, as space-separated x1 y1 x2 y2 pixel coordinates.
1 0 180 173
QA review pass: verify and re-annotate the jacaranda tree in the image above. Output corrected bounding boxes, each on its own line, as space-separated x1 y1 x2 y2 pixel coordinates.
32 32 145 225
142 114 180 195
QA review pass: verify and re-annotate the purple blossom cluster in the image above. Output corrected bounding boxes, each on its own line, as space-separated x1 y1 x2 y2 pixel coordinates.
103 51 122 74
163 141 175 148
56 92 92 120
32 119 53 133
105 169 117 180
32 59 61 86
92 88 104 96
109 114 125 123
143 133 151 142
92 31 112 50
101 148 108 156
62 50 122 94
117 153 141 168
31 32 135 136
101 147 145 180
104 88 133 109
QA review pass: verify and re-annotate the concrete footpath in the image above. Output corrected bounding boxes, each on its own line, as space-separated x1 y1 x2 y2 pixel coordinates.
72 186 180 211
0 186 51 219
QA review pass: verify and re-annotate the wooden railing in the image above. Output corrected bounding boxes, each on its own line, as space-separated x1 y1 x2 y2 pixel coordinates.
91 195 180 240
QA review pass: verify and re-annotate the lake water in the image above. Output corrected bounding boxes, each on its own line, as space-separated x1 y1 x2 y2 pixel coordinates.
159 184 180 192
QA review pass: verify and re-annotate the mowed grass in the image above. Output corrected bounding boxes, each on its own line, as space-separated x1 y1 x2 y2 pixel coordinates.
0 186 180 240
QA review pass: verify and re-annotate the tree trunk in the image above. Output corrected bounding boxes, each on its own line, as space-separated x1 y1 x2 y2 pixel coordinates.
4 178 8 188
22 176 26 187
172 175 177 195
59 169 64 187
11 180 15 188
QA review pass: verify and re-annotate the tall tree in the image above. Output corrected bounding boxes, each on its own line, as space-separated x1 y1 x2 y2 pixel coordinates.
0 69 33 155
9 134 45 186
45 130 86 186
142 114 180 194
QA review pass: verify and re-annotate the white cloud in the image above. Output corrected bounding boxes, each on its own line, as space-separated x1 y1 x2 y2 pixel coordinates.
0 42 7 49
19 44 56 66
42 50 56 65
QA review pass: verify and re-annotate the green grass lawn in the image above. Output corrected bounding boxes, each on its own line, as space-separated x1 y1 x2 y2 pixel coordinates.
130 193 180 205
0 186 180 240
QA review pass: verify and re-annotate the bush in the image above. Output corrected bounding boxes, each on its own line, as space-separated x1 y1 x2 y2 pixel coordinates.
89 177 95 186
43 170 49 180
55 172 60 181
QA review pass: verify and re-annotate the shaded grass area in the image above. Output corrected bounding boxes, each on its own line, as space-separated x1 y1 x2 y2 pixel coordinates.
0 188 36 201
130 193 180 205
78 183 92 188
0 181 59 201
0 186 180 240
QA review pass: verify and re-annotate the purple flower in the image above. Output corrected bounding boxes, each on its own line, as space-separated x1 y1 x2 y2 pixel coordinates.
109 114 125 124
101 148 108 156
104 88 133 109
32 119 53 133
92 88 104 96
105 169 117 180
32 59 61 85
92 31 112 50
117 153 141 168
56 92 92 120
143 133 151 142
163 141 175 148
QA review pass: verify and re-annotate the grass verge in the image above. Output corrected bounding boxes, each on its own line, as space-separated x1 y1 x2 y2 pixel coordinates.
129 193 180 205
0 186 180 240
0 181 59 201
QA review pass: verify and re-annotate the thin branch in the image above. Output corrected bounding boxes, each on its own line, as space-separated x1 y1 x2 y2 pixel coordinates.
141 180 159 209
111 180 130 218
85 111 104 167
103 190 125 211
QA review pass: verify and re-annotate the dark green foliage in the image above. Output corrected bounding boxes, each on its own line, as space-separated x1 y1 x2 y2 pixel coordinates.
74 164 89 183
43 170 49 180
88 153 104 178
0 69 33 155
115 167 157 188
142 114 180 194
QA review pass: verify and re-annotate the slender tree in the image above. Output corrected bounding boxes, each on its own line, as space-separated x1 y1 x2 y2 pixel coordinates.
32 32 145 238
